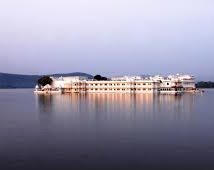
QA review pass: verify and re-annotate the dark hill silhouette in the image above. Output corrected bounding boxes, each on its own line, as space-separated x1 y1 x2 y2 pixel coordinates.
0 72 93 88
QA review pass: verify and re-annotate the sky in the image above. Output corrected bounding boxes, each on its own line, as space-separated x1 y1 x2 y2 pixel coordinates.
0 0 213 80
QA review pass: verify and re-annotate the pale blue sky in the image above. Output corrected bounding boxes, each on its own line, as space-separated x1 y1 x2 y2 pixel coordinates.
0 0 213 80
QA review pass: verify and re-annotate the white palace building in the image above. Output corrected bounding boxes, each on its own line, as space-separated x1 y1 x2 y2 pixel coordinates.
35 74 197 95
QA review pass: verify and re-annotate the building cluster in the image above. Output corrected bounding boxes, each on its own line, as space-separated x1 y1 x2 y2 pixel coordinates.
35 74 196 95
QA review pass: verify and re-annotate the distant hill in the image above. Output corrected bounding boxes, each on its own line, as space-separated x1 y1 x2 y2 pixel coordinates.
0 72 93 88
196 81 214 88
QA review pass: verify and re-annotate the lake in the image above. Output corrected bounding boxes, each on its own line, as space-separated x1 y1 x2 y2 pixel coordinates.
0 89 214 170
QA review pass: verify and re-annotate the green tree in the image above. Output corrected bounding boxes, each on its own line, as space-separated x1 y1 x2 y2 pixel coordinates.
94 75 108 81
37 76 53 87
94 75 102 80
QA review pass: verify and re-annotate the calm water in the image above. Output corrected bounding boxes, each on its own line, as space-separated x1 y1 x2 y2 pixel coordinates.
0 89 214 170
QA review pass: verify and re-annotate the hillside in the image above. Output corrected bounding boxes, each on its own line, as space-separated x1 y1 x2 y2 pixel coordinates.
0 72 93 88
196 81 214 88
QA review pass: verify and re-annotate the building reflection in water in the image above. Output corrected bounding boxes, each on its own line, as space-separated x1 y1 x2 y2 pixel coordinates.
35 93 195 126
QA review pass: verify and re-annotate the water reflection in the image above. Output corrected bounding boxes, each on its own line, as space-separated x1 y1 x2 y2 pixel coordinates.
35 93 195 123
1 90 214 170
36 94 54 113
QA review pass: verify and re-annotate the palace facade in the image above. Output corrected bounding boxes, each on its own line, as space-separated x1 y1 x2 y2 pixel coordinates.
35 74 196 95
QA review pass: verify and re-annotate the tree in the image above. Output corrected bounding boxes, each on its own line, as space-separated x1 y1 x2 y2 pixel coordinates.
37 76 53 87
102 77 108 81
94 75 102 80
94 75 108 81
